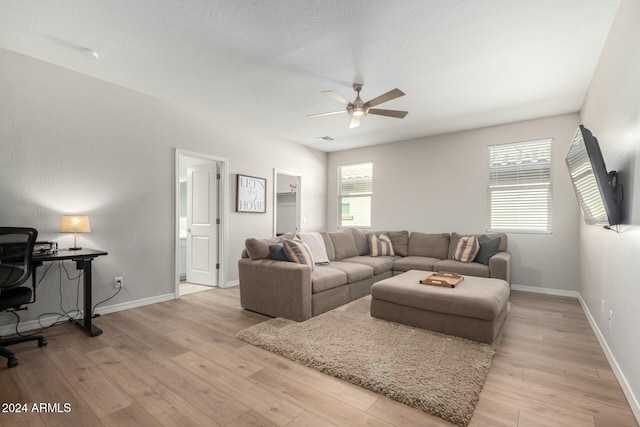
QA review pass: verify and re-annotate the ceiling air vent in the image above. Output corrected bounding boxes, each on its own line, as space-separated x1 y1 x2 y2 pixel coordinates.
318 136 335 142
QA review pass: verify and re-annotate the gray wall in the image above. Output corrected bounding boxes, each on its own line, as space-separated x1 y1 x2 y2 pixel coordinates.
327 114 581 291
579 0 640 416
0 48 326 324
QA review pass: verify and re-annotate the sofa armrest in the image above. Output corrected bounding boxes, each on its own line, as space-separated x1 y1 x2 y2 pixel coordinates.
488 251 511 285
238 258 312 321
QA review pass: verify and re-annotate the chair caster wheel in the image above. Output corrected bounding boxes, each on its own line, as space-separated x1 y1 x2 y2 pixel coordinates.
7 358 19 368
38 338 48 347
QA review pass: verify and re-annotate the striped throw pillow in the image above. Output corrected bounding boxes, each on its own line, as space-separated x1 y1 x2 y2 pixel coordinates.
368 233 395 257
453 235 480 263
282 239 315 270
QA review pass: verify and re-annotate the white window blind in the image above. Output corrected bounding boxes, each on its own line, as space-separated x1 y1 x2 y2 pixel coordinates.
487 139 552 233
339 162 372 227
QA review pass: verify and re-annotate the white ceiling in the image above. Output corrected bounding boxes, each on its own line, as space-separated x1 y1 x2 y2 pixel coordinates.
0 1 620 152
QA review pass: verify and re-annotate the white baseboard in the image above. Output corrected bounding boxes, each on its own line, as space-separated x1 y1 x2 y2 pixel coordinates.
0 313 82 336
94 293 175 316
510 283 579 298
578 294 640 424
0 293 176 335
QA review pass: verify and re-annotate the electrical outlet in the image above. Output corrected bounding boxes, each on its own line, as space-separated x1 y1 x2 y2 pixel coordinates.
114 277 124 289
609 309 613 328
601 299 605 314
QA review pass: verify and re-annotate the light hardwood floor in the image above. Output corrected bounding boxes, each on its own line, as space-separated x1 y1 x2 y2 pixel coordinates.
0 288 637 427
179 282 214 296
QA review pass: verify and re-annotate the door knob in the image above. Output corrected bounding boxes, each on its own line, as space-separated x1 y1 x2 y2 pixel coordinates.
187 228 192 233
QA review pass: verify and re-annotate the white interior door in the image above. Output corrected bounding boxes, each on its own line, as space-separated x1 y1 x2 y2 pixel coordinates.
186 163 218 286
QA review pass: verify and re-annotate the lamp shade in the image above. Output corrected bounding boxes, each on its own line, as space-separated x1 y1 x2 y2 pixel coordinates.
60 215 91 233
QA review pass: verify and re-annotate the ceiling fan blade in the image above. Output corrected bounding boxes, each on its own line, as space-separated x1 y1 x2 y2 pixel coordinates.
364 88 405 107
349 116 361 129
307 110 347 118
322 90 351 105
368 108 409 118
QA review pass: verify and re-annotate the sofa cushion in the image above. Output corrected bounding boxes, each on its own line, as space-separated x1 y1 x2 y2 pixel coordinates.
246 237 283 260
475 235 502 265
350 228 370 256
268 244 289 261
392 256 440 273
320 232 336 261
298 232 330 264
449 232 507 259
453 235 480 263
311 266 347 293
408 232 450 259
434 259 490 278
486 232 508 252
328 230 358 260
387 230 409 257
327 261 374 282
282 239 315 270
342 256 396 275
367 233 395 257
245 233 296 260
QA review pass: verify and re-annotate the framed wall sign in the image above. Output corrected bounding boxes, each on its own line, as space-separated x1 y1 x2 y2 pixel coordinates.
236 174 267 213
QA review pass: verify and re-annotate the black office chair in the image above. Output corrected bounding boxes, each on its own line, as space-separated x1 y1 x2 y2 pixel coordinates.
0 227 47 368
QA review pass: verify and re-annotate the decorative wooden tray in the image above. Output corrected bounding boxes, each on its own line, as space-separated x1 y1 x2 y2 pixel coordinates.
420 272 464 288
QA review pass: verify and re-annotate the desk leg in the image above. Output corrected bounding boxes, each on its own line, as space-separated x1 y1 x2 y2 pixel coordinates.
75 259 103 337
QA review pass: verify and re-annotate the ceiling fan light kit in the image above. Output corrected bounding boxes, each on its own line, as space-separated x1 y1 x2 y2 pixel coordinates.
309 83 408 128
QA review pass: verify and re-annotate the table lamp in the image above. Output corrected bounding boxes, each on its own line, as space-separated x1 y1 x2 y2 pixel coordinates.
60 215 91 250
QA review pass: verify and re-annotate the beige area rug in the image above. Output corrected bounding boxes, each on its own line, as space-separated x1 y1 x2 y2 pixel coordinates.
237 296 502 427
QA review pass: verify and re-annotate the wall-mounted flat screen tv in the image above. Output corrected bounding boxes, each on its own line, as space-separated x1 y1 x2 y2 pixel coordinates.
566 125 622 226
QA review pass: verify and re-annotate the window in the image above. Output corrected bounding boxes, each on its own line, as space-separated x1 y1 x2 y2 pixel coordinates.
487 139 552 233
338 162 372 228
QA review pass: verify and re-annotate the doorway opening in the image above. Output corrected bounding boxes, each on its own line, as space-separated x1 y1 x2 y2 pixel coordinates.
175 149 228 297
273 169 302 236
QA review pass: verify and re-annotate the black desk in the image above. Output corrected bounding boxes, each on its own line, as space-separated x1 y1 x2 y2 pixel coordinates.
32 248 108 337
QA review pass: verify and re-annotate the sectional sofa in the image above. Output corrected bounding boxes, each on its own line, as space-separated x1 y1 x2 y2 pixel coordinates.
238 228 510 321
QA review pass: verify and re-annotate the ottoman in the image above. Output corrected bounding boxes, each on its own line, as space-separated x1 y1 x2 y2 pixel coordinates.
370 270 510 343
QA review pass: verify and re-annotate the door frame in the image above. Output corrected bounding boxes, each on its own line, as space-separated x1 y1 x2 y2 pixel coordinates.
174 149 229 298
273 169 302 236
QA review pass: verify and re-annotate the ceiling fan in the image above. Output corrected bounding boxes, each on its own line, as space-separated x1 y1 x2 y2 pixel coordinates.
308 83 408 129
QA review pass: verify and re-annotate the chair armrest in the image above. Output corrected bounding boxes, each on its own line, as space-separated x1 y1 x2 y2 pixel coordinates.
489 251 511 285
238 258 312 321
